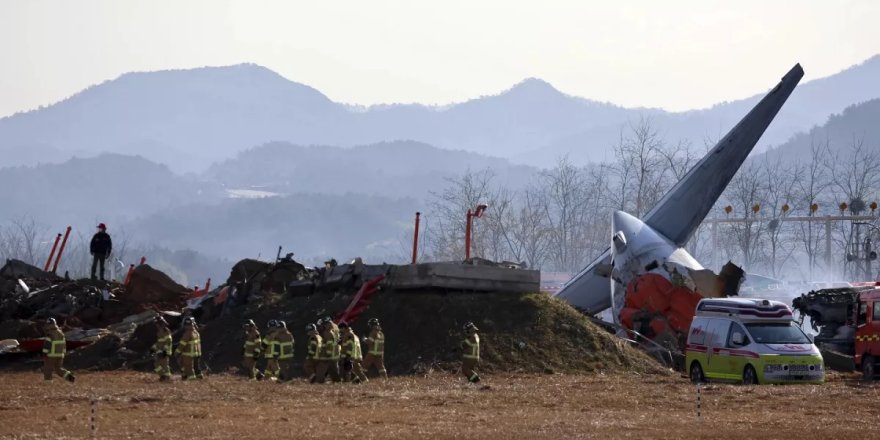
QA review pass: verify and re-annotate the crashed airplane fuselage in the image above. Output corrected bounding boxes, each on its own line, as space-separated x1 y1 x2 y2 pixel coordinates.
554 64 804 347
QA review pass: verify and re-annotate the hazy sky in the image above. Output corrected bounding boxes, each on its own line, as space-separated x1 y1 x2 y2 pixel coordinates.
1 0 879 117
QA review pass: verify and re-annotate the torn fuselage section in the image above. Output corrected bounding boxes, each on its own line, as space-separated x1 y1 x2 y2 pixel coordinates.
609 211 744 351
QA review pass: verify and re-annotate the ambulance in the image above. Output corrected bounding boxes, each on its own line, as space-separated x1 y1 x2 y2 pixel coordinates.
685 298 824 384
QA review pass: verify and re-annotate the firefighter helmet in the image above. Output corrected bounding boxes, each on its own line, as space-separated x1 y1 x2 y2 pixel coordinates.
183 317 195 326
463 321 478 332
243 319 255 329
45 317 57 327
367 318 380 327
305 323 317 332
276 320 287 329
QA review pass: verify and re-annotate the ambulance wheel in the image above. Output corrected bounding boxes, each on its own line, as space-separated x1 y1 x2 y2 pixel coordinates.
689 361 705 384
742 365 759 385
862 356 876 380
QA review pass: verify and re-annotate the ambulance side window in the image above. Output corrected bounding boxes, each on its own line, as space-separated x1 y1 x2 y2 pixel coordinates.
873 302 880 322
706 319 729 347
687 318 708 345
726 322 748 347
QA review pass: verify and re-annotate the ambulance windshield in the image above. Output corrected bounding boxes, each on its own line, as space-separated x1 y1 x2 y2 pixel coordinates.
745 322 811 344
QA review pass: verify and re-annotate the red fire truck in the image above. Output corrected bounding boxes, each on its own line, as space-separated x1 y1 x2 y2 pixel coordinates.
792 285 880 378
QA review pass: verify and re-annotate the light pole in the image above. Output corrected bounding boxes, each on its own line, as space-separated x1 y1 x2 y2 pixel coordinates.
465 204 488 261
852 222 880 280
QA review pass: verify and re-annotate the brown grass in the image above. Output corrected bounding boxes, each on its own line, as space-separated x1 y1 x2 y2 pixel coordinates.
0 371 877 439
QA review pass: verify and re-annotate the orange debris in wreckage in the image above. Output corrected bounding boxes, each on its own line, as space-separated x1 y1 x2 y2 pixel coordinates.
620 273 703 345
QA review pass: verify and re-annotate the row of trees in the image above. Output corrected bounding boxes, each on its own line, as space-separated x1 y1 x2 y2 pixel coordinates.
420 119 880 282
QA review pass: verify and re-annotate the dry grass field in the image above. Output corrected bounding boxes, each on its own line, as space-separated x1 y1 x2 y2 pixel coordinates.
0 371 877 439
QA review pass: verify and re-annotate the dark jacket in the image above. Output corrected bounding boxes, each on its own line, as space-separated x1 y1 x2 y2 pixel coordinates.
90 231 112 257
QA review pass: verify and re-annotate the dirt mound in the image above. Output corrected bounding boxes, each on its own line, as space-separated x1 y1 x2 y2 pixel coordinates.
0 259 61 281
122 264 190 306
196 290 666 376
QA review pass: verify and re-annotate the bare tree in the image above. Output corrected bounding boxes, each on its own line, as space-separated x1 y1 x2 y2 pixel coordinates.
793 138 833 278
723 161 766 270
425 168 496 262
0 216 50 266
762 157 799 277
610 117 668 217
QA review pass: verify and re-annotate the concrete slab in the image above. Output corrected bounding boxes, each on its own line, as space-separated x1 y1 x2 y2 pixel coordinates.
385 262 540 293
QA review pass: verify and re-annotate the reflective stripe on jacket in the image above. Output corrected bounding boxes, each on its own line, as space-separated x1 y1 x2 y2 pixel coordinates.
341 334 363 360
153 327 172 353
244 334 262 358
176 332 200 357
307 334 322 360
318 339 337 361
366 332 385 356
43 335 66 358
462 334 480 360
263 336 277 359
277 332 294 360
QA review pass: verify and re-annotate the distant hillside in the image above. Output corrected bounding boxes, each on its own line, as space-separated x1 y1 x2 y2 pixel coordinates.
1 56 879 172
516 56 880 166
764 98 880 159
0 64 353 172
205 140 537 199
0 154 222 225
130 193 420 265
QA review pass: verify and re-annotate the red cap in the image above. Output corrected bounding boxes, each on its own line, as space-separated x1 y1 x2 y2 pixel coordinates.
97 223 107 230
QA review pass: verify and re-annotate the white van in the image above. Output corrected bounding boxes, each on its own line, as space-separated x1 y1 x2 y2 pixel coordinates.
685 298 824 384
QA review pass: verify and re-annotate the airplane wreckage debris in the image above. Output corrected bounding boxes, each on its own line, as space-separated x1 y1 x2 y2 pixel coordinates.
555 64 805 359
0 256 663 375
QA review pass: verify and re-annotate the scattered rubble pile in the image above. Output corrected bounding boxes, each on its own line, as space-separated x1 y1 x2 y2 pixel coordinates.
1 256 666 376
0 259 190 368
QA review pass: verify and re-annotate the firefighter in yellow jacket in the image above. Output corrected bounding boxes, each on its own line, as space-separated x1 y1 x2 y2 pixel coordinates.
175 317 200 380
362 318 387 379
151 316 173 382
193 323 204 379
261 320 279 381
275 320 295 382
241 319 263 380
339 322 368 383
314 321 340 383
460 321 481 383
304 323 321 382
42 318 75 382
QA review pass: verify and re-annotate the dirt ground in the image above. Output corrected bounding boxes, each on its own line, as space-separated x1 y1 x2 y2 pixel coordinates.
0 371 877 439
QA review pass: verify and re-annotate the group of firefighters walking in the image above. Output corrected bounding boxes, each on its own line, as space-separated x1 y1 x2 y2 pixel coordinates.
41 314 482 384
241 316 387 384
154 316 479 384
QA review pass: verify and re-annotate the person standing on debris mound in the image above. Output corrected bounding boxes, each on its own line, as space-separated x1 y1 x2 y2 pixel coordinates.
42 318 75 383
241 320 263 380
362 318 387 379
304 323 321 382
275 320 295 382
460 321 481 383
261 320 279 381
89 223 112 281
175 317 200 380
314 320 341 383
339 322 368 383
151 316 173 382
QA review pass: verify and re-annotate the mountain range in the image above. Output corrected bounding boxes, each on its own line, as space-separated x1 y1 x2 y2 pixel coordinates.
2 56 879 172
